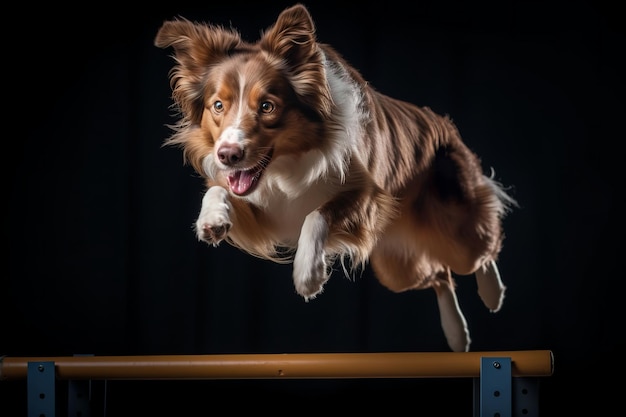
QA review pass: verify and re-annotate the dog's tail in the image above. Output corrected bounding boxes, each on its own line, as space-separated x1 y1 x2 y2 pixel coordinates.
475 260 506 312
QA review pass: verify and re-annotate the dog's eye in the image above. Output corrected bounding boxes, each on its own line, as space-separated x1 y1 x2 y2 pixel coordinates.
213 101 224 113
260 101 275 114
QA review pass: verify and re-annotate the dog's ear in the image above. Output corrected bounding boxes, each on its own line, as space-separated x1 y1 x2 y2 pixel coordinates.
154 18 244 123
260 4 333 119
155 17 243 71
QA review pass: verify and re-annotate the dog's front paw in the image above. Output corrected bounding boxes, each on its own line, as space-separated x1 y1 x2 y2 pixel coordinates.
292 211 330 301
195 187 232 246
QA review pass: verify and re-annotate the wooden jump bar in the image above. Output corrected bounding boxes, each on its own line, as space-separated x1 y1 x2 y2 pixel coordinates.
0 350 553 381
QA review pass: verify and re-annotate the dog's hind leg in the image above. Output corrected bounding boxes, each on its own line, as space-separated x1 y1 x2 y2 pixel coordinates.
433 270 471 352
475 259 506 312
370 246 471 352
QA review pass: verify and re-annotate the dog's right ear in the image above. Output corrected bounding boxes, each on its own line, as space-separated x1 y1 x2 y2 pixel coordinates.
155 18 244 124
154 17 243 70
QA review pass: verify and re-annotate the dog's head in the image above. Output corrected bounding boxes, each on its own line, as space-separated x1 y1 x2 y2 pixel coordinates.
155 4 341 198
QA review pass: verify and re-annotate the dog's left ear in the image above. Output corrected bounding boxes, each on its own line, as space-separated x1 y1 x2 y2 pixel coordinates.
260 4 333 119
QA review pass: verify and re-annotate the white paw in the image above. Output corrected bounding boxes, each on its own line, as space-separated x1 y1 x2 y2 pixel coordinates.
195 187 232 246
292 211 329 301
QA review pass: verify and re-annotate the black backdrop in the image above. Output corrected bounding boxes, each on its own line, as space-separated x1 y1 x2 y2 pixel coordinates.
3 0 624 415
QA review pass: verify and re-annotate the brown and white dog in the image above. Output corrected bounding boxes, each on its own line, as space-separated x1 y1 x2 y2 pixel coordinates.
155 3 516 352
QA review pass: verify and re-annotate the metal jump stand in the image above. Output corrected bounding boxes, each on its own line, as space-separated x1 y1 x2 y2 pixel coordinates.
1 350 554 417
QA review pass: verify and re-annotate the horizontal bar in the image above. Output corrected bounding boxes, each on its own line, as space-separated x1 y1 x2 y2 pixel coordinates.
0 350 553 381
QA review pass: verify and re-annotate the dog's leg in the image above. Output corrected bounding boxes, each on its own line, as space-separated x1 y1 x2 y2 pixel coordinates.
433 275 471 352
293 210 329 301
475 259 506 312
195 186 233 246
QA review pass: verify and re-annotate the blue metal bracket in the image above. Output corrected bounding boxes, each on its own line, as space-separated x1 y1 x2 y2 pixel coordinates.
473 357 541 417
480 356 512 417
27 361 56 417
473 357 513 417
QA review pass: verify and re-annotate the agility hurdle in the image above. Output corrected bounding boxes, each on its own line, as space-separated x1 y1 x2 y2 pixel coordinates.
0 350 554 417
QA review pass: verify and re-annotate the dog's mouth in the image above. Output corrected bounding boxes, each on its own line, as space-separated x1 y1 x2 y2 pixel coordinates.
227 147 274 196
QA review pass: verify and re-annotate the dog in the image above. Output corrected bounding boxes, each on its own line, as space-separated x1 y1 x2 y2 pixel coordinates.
154 3 517 352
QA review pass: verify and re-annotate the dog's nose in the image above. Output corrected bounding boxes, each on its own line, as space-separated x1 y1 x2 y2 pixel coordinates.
217 143 244 165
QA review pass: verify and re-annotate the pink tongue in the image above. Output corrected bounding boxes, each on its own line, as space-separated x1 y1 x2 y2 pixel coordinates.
228 170 256 195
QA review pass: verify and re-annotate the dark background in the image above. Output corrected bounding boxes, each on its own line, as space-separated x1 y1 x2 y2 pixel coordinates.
3 0 624 415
